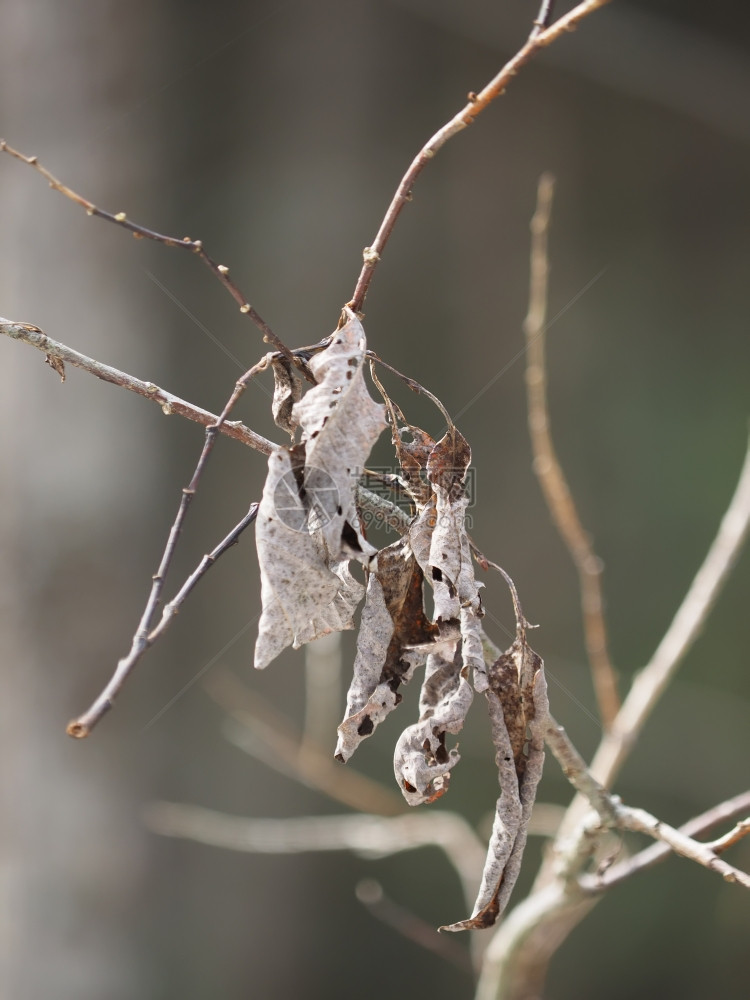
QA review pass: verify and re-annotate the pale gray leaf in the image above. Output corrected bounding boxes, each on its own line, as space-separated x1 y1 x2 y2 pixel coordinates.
293 310 385 564
393 657 474 806
254 447 364 669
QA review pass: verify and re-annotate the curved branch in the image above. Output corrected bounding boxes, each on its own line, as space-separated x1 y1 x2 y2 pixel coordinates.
348 0 612 311
523 175 619 726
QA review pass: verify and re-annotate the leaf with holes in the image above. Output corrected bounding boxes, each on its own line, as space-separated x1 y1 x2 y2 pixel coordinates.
254 447 364 669
292 309 385 564
335 537 437 762
441 632 548 931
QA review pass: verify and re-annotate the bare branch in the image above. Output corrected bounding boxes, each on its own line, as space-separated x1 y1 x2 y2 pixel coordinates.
587 431 750 789
348 0 612 311
67 357 272 738
0 140 307 374
0 318 275 455
66 504 258 738
144 801 487 917
355 880 475 976
523 175 619 726
583 790 750 890
614 804 750 889
204 668 406 818
542 716 618 825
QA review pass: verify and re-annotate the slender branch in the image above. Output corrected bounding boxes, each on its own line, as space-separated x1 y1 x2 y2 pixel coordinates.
0 139 309 377
347 0 612 311
614 804 750 889
0 318 276 455
585 431 750 789
143 802 487 918
146 503 259 646
523 175 619 726
66 504 259 737
582 790 750 891
542 716 618 826
204 667 406 818
67 357 272 737
355 880 475 976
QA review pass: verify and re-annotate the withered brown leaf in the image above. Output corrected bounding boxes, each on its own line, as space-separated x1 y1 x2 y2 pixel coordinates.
335 537 437 762
270 356 301 438
441 631 548 932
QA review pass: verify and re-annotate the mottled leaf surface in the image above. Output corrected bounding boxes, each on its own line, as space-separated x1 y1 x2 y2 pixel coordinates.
254 447 363 669
292 311 385 564
335 537 436 761
441 632 548 932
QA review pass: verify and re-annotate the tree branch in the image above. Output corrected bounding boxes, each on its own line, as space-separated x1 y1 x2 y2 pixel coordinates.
66 504 259 737
143 802 487 921
0 140 309 374
347 0 612 312
67 355 273 737
0 317 275 455
523 175 619 727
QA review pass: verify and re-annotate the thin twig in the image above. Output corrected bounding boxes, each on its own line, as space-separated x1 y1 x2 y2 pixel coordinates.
0 139 309 377
614 804 750 889
66 504 259 737
355 879 475 976
544 720 750 887
0 318 275 455
67 358 272 737
204 668 406 818
582 791 750 891
523 175 619 727
586 431 750 788
143 801 487 919
146 504 259 646
367 351 454 427
347 0 612 312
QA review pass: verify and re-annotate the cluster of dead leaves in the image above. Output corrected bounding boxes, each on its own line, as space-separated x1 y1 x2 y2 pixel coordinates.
254 309 548 930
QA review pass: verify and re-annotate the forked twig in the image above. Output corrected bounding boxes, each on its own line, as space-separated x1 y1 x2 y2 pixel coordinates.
67 356 273 737
0 139 308 376
66 504 259 737
581 790 750 891
523 174 619 727
347 0 613 312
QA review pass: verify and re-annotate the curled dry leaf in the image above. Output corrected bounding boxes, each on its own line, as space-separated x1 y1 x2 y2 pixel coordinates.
440 631 548 932
335 537 437 762
412 428 488 693
393 652 474 805
45 353 66 382
254 448 364 669
292 309 385 564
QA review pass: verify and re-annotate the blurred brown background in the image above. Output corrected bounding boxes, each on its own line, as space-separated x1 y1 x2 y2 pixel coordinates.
1 1 749 998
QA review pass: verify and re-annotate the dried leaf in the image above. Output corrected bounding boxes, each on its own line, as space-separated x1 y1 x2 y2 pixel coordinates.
409 428 488 694
440 633 548 932
270 357 301 437
335 538 437 762
45 353 65 382
293 310 385 564
254 447 364 669
393 652 474 805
